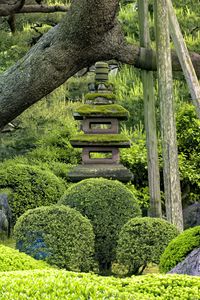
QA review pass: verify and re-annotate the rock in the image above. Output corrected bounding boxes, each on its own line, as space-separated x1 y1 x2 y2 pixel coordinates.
183 203 200 229
0 193 12 237
168 248 200 276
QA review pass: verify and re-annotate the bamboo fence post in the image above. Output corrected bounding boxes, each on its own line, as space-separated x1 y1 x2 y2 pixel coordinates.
167 0 200 119
137 0 162 217
154 0 183 231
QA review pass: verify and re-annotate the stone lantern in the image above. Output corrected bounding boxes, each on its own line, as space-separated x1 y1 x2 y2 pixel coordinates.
68 62 133 182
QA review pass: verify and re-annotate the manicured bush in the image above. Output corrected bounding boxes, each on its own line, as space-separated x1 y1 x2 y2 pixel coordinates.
59 178 141 274
159 225 200 273
14 205 95 272
0 244 50 271
0 270 199 300
0 164 66 223
116 217 179 275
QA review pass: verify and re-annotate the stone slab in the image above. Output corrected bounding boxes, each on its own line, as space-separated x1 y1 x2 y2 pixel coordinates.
68 164 133 182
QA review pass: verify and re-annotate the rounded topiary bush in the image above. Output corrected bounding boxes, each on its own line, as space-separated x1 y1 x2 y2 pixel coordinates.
58 178 141 274
14 205 95 272
116 217 179 275
159 226 200 273
0 244 50 271
0 164 66 223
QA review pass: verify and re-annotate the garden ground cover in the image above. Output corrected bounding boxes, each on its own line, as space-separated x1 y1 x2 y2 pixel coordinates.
0 269 199 300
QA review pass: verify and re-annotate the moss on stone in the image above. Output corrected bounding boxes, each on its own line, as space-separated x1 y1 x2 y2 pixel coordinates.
74 104 129 120
85 93 116 101
70 134 130 147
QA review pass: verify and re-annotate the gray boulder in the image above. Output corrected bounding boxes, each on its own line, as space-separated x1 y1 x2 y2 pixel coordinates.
0 193 12 237
168 248 200 276
183 203 200 229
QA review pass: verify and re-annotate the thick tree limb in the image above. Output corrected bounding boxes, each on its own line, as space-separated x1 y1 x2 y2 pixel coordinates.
0 5 69 16
0 0 200 128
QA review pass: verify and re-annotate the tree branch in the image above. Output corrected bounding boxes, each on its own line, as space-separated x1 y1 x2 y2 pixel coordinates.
0 0 200 129
0 5 69 16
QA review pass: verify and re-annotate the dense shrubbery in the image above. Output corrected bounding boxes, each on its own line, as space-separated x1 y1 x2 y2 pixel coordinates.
0 270 199 299
59 178 141 274
116 217 179 275
159 226 200 273
0 244 50 271
14 205 95 272
0 164 66 223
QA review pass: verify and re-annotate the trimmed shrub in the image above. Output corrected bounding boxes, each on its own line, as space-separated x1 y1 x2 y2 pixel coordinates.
14 205 95 272
116 217 179 275
159 226 200 273
59 178 141 274
0 244 50 271
0 164 66 223
0 270 199 300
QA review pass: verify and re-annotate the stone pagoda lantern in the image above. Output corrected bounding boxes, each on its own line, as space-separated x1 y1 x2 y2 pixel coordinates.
68 62 133 182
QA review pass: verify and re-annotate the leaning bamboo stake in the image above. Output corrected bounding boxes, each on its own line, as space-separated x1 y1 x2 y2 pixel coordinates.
154 0 183 231
137 0 162 217
166 0 200 119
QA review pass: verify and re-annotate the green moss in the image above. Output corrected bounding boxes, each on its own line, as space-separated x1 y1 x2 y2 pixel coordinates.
70 134 130 147
74 104 129 119
85 92 116 100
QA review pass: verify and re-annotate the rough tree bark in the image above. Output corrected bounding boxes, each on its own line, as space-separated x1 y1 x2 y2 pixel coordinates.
0 0 200 129
138 0 162 217
154 0 183 231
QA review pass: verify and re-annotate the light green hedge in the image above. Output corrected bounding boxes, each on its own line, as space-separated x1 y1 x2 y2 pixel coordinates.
0 245 50 271
0 270 199 299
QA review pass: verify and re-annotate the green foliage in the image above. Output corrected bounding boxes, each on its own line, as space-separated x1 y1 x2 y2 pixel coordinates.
59 178 141 273
159 226 200 273
0 244 50 272
0 270 199 299
116 217 179 275
0 163 66 223
14 205 95 272
176 103 200 204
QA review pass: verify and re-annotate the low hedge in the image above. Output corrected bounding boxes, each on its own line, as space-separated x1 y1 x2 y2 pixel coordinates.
0 244 50 271
14 205 95 272
0 164 66 223
0 270 199 299
159 225 200 273
116 217 179 275
59 178 141 274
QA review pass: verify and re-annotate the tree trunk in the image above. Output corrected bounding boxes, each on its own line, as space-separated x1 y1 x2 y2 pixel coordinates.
0 0 200 129
137 0 162 217
167 0 200 119
154 0 183 231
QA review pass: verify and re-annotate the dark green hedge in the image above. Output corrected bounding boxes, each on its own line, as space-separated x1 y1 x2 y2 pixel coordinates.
0 270 199 299
59 178 141 274
159 225 200 273
14 205 95 272
0 164 66 223
116 217 179 275
0 244 50 271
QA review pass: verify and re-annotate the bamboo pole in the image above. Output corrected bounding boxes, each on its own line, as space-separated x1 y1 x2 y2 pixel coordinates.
166 0 200 119
154 0 183 231
137 0 162 217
